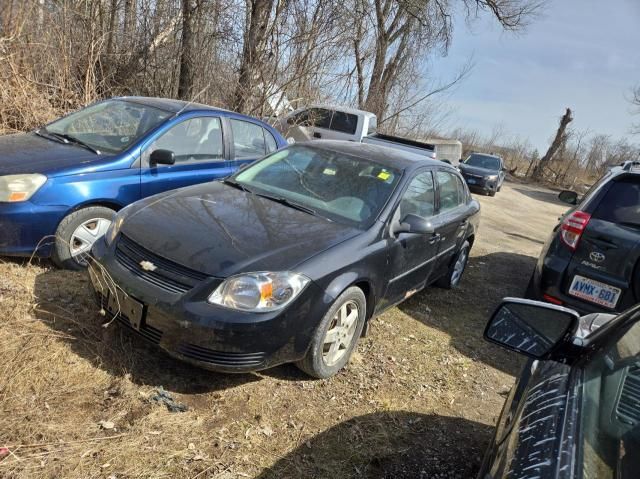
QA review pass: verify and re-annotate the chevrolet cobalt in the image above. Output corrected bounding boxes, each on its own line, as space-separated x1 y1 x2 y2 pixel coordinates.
89 141 480 378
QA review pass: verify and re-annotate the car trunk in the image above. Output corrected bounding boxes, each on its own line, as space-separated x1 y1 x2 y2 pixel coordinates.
564 177 640 312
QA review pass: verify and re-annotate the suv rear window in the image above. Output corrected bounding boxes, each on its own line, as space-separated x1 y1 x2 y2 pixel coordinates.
592 178 640 227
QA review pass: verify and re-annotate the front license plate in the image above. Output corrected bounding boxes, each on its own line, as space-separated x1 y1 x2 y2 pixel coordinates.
106 288 145 330
466 178 477 185
568 275 621 309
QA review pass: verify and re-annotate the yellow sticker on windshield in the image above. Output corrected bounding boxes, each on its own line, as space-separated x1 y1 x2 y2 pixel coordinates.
378 171 391 180
323 168 336 176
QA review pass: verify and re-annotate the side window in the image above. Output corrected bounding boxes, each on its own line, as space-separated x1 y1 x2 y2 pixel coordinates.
264 129 278 153
309 108 332 129
437 171 462 212
231 119 266 159
399 171 435 219
330 111 358 134
147 117 223 165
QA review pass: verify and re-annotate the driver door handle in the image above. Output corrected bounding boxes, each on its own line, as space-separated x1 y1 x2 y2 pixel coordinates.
429 233 441 245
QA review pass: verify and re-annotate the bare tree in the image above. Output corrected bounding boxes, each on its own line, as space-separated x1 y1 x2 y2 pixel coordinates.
532 107 573 181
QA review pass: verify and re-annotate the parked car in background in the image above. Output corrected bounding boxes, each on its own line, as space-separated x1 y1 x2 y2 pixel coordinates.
0 97 286 268
274 105 437 159
479 297 640 479
458 153 506 196
88 141 479 378
527 162 640 314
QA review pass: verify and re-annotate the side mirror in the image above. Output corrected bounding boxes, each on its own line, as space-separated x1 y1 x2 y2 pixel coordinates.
150 149 175 166
484 298 579 359
394 213 435 235
558 190 578 205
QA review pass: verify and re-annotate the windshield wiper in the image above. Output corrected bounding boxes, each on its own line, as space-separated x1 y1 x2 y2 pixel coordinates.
34 128 68 145
49 133 101 154
255 192 317 216
222 178 253 194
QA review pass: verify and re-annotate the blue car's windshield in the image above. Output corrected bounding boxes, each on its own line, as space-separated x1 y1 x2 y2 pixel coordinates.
44 100 171 154
464 154 501 170
233 145 401 228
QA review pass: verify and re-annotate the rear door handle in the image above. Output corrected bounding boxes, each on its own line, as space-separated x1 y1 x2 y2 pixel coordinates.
429 233 441 244
313 132 322 139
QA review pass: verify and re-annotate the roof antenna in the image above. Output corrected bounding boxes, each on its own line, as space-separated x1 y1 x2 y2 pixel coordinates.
173 84 210 118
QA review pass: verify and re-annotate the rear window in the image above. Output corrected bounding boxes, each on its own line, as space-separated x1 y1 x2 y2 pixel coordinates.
592 178 640 227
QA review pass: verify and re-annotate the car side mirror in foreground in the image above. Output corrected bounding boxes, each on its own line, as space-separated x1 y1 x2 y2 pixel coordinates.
150 149 176 166
558 190 578 205
394 214 435 235
484 298 580 359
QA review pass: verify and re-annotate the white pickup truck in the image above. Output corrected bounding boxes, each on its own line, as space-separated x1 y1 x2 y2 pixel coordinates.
274 105 437 160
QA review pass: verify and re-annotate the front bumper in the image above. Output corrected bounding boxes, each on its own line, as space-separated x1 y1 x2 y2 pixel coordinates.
460 174 498 193
89 237 332 373
0 201 67 257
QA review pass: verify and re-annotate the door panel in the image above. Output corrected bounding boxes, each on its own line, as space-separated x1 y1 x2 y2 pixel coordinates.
141 116 233 197
384 170 440 305
431 170 468 279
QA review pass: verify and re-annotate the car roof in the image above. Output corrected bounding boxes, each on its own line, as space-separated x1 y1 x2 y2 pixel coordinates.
117 96 230 114
303 140 447 171
301 104 376 118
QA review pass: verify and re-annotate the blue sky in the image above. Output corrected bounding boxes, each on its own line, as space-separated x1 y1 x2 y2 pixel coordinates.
434 0 640 151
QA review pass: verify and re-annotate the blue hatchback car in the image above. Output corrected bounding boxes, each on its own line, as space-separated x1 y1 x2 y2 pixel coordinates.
0 97 286 268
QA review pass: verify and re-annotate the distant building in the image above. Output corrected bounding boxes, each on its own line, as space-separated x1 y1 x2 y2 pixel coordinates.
426 139 463 165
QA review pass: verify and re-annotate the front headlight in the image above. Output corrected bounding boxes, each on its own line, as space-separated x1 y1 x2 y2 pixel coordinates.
209 272 310 312
0 174 47 202
104 205 132 246
486 174 499 181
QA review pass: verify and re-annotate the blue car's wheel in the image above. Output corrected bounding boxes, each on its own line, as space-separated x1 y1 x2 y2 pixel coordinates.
52 206 115 270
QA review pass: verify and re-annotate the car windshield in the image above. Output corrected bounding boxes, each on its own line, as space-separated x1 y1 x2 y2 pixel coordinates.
233 145 401 228
44 100 171 154
464 154 501 170
580 312 640 479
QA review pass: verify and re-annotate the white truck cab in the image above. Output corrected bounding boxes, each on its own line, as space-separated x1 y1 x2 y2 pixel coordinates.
276 105 436 160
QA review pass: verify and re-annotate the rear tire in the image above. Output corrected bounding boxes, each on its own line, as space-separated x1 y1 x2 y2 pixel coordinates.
52 206 115 270
436 240 470 289
296 287 366 379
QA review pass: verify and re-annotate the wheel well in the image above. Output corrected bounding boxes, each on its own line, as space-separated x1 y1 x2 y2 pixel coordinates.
353 280 375 320
71 201 123 214
466 234 475 248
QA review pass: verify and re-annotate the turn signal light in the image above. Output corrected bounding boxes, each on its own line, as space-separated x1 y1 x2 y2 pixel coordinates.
560 211 591 250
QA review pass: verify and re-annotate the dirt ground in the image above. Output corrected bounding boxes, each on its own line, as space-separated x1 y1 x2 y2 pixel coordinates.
0 180 569 479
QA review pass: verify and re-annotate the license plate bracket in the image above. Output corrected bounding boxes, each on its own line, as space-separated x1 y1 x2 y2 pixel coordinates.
568 274 621 309
106 288 145 330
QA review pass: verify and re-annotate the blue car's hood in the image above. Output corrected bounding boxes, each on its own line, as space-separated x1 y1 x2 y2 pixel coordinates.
459 164 499 176
0 132 118 177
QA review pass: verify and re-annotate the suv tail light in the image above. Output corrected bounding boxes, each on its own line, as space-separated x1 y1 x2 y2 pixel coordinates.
560 211 591 250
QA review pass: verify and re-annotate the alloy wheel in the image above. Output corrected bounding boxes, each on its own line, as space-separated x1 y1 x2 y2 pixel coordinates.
451 247 469 286
322 300 360 367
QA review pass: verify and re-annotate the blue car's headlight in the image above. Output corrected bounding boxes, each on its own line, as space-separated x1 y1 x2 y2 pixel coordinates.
0 174 47 202
208 272 310 312
486 174 499 181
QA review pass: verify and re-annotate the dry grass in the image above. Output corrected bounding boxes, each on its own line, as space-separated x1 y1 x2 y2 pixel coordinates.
0 182 569 478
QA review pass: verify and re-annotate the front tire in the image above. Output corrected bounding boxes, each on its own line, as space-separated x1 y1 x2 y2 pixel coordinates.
436 240 470 289
296 287 366 379
52 206 115 270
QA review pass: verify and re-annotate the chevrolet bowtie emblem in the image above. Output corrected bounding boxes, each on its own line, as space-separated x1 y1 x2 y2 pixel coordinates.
140 260 157 272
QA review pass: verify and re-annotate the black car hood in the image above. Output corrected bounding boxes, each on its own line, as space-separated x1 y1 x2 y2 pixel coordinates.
459 164 499 176
0 132 104 176
121 182 361 277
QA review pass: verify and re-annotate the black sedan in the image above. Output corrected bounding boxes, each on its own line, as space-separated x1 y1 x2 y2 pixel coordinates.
89 141 480 378
479 298 640 478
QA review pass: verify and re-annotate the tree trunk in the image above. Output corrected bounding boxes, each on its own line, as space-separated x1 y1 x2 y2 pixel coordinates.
177 0 195 100
233 0 275 113
532 108 573 181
